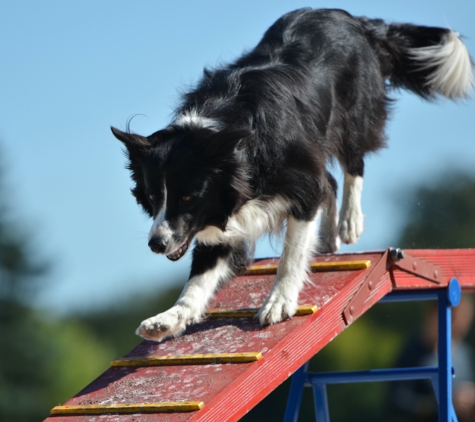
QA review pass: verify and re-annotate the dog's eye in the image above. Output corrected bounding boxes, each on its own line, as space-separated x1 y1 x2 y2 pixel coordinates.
181 195 191 203
148 194 156 202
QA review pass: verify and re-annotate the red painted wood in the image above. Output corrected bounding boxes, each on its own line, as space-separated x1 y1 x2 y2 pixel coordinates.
392 249 475 290
43 249 475 422
343 250 391 325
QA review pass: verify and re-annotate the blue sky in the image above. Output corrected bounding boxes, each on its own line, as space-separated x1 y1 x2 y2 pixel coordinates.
1 0 474 314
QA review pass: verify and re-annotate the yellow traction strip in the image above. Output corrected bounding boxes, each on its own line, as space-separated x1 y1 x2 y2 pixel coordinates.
51 402 204 415
111 351 262 367
206 304 318 318
246 259 371 275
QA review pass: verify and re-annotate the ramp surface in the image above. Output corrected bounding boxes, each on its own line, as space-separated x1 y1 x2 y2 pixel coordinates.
45 249 475 422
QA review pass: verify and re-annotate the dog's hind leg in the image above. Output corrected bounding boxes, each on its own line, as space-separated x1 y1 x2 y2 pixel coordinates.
338 155 365 244
258 212 319 326
319 171 340 253
136 242 245 342
339 173 364 244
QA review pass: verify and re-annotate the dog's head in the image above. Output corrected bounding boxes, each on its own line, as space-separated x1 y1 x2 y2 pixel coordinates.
112 124 252 261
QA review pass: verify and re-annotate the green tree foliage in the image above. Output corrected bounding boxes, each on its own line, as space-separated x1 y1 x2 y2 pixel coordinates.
397 173 475 248
395 174 475 360
0 156 51 421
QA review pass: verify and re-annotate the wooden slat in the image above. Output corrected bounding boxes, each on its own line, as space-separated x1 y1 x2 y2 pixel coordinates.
111 352 262 367
206 305 318 318
51 402 204 415
246 260 371 275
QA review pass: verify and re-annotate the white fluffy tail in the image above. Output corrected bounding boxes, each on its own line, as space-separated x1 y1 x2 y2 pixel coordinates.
408 31 474 99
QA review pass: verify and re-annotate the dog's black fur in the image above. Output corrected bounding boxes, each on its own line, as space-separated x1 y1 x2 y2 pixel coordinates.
112 8 473 341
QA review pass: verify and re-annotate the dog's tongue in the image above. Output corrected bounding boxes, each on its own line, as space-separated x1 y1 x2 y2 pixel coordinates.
166 242 189 261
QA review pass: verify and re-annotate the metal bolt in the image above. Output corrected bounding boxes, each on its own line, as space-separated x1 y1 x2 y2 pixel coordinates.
413 262 417 270
368 281 373 290
390 248 405 262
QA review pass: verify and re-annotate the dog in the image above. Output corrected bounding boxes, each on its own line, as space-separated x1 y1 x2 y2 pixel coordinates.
111 8 473 342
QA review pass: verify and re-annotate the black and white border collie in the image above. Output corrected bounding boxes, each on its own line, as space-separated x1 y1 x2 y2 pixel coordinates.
112 8 473 342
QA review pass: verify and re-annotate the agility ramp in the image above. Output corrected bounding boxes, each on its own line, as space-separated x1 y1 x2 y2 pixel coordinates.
44 249 475 422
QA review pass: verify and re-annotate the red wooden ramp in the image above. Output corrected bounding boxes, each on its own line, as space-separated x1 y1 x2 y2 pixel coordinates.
45 249 475 422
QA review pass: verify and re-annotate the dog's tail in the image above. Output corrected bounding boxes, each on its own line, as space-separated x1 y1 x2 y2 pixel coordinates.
360 18 474 100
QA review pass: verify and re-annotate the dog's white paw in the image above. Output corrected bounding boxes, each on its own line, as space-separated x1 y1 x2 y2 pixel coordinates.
338 209 364 244
258 288 298 326
136 306 188 342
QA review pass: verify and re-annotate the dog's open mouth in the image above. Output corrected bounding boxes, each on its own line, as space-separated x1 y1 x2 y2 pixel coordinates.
166 241 189 261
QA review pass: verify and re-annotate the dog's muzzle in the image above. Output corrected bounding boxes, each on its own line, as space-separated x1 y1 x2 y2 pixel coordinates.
148 236 189 261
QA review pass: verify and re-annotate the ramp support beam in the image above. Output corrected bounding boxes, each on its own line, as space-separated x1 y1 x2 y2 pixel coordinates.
284 278 461 422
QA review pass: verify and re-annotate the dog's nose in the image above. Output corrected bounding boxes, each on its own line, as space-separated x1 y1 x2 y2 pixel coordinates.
148 236 167 253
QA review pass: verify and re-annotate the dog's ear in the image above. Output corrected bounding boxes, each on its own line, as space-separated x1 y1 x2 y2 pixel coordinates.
111 127 153 215
111 127 151 150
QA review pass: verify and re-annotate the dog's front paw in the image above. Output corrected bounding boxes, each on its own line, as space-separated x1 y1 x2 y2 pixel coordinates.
338 209 364 244
258 289 298 326
136 306 188 342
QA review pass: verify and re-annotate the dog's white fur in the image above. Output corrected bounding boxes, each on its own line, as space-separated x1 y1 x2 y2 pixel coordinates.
195 196 290 246
409 31 474 99
339 174 364 244
175 109 222 131
148 183 167 240
258 212 320 325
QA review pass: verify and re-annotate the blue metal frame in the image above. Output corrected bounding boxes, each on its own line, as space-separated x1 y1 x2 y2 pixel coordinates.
284 278 461 422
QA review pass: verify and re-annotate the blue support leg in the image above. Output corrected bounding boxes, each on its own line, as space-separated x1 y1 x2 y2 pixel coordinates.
312 383 330 422
438 278 461 422
284 362 309 422
437 288 452 422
